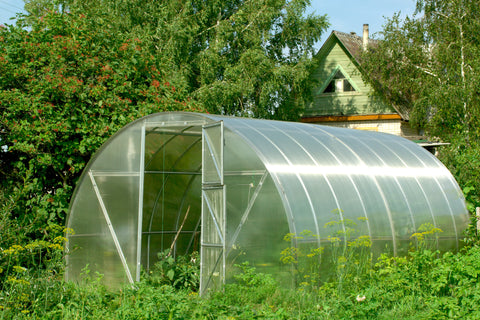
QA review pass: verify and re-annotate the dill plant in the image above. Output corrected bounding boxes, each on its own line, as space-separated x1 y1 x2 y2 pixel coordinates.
280 211 372 294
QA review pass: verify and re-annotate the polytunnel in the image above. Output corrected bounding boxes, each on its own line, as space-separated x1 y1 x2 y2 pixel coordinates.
65 112 469 294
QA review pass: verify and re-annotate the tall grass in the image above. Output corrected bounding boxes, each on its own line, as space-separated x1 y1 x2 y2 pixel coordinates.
2 221 480 318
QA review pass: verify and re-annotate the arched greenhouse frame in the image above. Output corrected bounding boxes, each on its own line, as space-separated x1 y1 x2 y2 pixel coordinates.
65 112 469 294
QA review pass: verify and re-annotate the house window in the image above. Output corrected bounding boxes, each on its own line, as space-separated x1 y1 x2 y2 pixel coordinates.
323 70 356 93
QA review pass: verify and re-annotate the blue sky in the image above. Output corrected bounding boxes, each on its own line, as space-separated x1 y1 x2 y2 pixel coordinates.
0 0 24 25
308 0 417 45
0 0 417 47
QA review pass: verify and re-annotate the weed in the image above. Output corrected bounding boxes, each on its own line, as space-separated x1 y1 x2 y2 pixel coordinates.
280 212 372 294
146 250 200 291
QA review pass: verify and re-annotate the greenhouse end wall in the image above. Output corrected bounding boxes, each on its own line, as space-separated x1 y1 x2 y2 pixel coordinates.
65 112 469 292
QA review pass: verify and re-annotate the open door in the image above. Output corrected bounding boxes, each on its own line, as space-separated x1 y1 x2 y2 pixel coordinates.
200 121 225 295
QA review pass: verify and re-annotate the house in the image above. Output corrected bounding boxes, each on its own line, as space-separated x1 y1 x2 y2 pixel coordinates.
302 24 420 139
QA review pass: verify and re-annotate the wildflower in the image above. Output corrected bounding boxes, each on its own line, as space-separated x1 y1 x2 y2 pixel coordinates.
283 233 296 242
54 236 67 244
13 266 27 273
7 276 30 285
151 79 160 88
356 295 366 302
63 227 75 235
48 243 64 251
4 245 24 255
327 236 341 243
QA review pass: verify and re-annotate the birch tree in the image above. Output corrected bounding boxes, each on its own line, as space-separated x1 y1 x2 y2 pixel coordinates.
361 0 480 142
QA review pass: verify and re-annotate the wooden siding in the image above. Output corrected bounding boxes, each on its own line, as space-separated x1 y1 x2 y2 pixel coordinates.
305 41 395 117
301 114 402 122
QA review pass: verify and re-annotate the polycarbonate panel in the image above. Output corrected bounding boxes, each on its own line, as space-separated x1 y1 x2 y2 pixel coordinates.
202 188 225 245
200 247 224 293
218 117 467 255
67 194 133 285
202 122 223 185
201 187 225 294
66 178 105 236
90 125 143 172
94 174 139 277
67 233 129 285
66 120 144 285
144 125 202 172
200 121 225 294
227 174 290 277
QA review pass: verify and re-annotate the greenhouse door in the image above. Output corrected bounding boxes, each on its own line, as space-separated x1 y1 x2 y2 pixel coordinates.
200 121 225 295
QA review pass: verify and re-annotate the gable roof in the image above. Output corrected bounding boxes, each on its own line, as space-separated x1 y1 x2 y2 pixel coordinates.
314 31 408 120
316 30 379 64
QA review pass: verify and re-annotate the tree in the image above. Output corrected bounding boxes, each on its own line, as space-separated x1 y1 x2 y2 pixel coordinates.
361 0 480 143
37 0 329 119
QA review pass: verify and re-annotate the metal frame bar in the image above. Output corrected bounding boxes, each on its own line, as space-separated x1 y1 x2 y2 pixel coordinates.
200 121 225 295
89 171 140 177
146 120 207 128
144 171 201 175
142 230 197 235
136 124 146 281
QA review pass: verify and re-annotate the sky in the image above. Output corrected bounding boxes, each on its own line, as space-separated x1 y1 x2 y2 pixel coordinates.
308 0 417 46
0 0 417 48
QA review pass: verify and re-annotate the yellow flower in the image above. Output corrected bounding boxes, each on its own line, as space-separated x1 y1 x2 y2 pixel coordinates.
283 233 296 242
7 277 30 286
4 245 24 255
327 236 340 243
53 236 67 244
63 227 75 235
13 266 27 273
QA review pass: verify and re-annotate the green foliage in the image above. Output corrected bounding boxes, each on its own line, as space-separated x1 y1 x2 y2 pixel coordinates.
0 224 68 316
226 262 277 303
361 0 480 142
280 213 372 292
3 225 480 318
146 250 200 291
56 0 329 119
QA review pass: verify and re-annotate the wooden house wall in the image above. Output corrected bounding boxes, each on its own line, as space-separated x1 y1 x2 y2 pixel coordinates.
305 41 395 117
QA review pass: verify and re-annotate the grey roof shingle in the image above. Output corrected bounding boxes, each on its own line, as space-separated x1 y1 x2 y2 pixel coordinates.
332 30 379 62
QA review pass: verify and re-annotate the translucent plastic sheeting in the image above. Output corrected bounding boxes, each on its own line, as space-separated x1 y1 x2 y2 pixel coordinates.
66 112 469 291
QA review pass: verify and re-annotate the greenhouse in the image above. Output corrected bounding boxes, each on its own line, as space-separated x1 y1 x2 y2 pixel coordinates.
65 112 469 294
